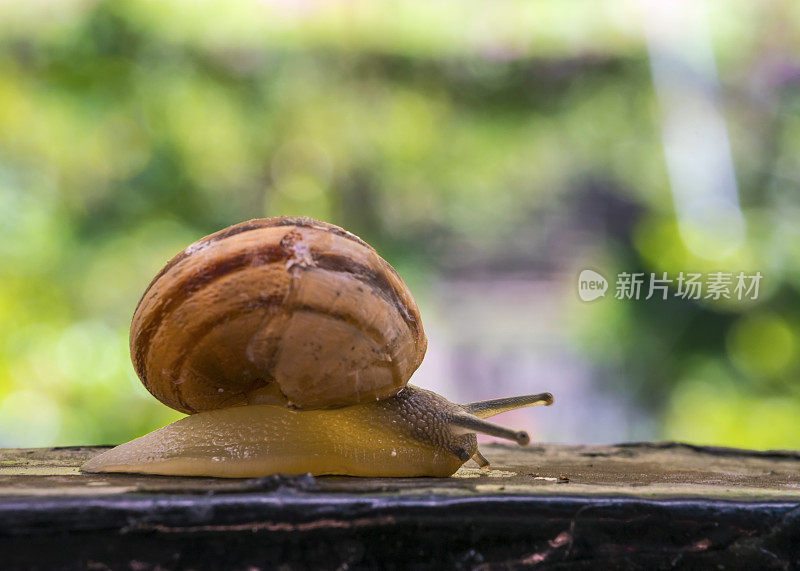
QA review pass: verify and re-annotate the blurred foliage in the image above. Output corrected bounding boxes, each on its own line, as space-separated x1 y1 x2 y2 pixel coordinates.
0 0 799 448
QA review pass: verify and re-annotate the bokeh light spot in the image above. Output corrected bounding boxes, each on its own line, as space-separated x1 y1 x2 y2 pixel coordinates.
727 313 796 381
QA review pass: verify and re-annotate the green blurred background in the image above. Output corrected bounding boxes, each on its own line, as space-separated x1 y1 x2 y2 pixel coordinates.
1 0 799 449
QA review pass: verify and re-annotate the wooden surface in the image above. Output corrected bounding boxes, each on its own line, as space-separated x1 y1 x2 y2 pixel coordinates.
2 442 800 569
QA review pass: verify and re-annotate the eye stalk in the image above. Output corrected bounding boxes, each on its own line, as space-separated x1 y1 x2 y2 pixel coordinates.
447 392 554 469
450 392 553 444
463 392 554 419
448 413 532 445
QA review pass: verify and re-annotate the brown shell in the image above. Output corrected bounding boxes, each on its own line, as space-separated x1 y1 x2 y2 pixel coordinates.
130 217 426 414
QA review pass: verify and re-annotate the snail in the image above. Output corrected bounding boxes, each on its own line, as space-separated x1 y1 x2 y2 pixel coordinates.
82 217 553 478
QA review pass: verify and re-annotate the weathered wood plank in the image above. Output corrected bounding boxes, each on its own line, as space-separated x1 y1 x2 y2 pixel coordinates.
1 443 799 569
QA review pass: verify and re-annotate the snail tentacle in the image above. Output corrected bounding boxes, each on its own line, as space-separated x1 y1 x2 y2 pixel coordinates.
448 412 531 446
462 392 554 419
472 450 490 469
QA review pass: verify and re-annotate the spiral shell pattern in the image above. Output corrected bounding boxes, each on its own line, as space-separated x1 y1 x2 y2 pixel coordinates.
130 217 426 414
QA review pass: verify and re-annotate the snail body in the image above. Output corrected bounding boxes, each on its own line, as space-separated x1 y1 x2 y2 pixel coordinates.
83 217 552 478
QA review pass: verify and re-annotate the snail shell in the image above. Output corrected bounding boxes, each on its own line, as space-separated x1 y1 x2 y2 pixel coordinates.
131 217 426 413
